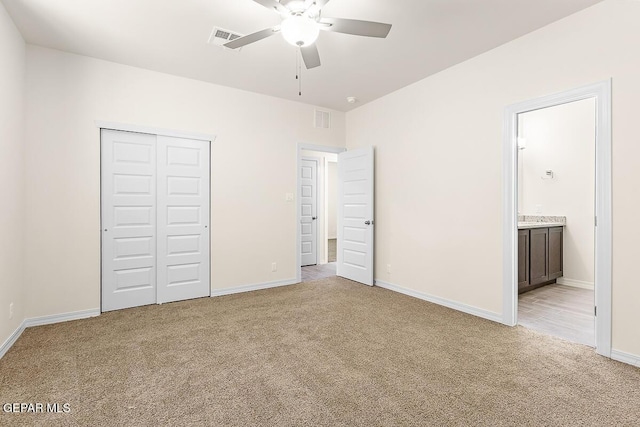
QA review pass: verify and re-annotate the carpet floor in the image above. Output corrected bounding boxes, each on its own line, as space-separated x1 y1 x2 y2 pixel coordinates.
1 277 639 426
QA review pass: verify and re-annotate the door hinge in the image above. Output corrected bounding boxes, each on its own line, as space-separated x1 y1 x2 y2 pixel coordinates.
594 306 597 316
595 216 597 226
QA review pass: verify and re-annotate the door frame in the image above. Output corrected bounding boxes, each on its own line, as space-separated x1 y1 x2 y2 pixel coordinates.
97 121 215 312
501 80 612 356
296 143 346 283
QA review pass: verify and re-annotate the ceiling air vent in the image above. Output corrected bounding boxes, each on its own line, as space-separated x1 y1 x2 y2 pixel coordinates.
208 27 244 51
314 110 331 129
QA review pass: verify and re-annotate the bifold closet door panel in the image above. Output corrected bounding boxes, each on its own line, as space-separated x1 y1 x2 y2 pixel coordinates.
101 129 158 312
156 135 210 303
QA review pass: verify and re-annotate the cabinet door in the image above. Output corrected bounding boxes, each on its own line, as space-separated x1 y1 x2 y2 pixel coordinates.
548 227 563 280
518 229 530 290
529 228 549 285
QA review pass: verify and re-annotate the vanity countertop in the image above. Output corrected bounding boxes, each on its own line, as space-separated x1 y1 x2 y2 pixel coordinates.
517 215 566 230
518 221 565 229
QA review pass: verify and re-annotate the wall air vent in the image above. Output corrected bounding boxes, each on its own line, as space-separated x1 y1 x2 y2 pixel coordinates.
314 109 331 129
208 27 244 51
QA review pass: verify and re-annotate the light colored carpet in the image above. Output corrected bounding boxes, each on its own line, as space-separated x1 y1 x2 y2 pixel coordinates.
1 277 639 426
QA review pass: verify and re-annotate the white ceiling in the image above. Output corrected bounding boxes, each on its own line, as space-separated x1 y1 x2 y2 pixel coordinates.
3 0 602 111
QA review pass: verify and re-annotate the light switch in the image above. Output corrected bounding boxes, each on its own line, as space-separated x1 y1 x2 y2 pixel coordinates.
285 193 294 202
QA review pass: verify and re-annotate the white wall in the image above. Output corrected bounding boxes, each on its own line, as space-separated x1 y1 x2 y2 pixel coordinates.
346 0 640 357
0 1 25 348
24 46 345 318
520 99 595 287
327 161 338 240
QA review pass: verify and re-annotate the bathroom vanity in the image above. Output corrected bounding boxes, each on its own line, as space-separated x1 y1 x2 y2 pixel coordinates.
517 216 565 294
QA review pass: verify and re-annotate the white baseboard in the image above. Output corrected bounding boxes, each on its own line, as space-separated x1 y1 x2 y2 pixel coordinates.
374 279 502 323
0 323 26 359
211 278 299 297
611 349 640 368
0 308 100 359
557 277 594 290
23 308 100 328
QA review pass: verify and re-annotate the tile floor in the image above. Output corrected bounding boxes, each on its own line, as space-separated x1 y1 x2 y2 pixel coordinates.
328 239 336 263
301 262 336 282
518 283 594 347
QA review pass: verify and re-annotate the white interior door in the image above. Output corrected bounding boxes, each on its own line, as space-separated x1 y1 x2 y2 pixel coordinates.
337 147 374 286
101 129 157 311
300 158 318 266
157 136 210 303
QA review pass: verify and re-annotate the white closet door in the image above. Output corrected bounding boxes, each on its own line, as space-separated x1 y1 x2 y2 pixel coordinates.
101 129 157 311
300 158 318 266
156 136 210 304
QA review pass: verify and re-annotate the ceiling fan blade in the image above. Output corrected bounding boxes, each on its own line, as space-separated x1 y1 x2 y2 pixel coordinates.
300 44 321 69
224 27 280 49
304 0 330 14
319 18 392 38
314 0 332 9
252 0 288 14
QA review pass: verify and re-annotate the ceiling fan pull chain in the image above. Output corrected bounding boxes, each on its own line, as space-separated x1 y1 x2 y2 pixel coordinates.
298 48 302 96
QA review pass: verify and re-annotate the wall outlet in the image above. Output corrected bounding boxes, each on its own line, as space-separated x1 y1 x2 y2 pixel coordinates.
9 303 13 320
285 193 294 202
386 264 391 274
535 204 543 214
271 262 277 272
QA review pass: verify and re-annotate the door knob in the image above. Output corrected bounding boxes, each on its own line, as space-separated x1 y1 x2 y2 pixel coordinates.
365 220 371 225
312 217 317 220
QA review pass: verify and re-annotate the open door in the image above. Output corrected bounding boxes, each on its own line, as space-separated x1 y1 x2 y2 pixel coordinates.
337 147 374 286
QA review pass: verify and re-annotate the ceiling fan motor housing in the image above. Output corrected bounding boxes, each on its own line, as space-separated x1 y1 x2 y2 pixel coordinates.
281 15 320 47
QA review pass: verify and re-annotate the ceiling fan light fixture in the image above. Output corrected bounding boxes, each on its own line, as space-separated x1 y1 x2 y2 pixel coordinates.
281 15 319 47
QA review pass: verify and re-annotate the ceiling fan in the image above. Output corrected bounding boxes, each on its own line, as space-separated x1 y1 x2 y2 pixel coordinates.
224 0 392 69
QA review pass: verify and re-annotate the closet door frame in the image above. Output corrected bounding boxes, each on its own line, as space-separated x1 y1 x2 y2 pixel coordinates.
98 121 215 313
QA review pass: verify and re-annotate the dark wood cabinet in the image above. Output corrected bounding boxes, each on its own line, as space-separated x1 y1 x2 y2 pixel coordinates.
548 227 563 280
529 228 549 285
518 226 563 294
517 229 529 291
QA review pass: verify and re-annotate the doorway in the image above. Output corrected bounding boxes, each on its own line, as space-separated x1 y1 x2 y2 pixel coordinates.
502 80 612 357
299 149 339 282
296 143 375 286
516 99 595 346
